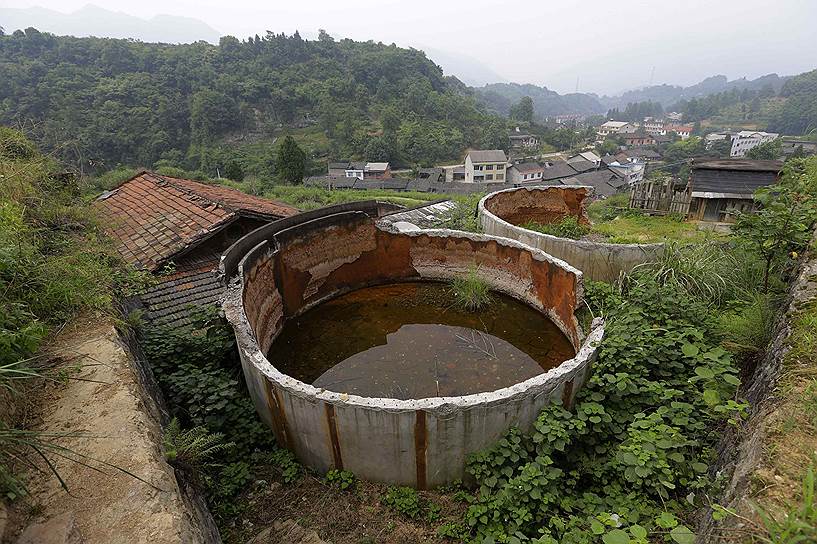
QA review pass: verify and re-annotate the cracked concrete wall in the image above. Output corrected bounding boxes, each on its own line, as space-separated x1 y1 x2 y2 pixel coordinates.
479 186 662 282
223 206 603 488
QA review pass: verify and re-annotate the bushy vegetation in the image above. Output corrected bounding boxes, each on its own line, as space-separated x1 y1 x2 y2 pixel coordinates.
0 28 509 174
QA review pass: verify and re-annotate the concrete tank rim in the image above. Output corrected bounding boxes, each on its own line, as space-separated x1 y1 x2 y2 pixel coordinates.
478 186 665 250
221 225 603 414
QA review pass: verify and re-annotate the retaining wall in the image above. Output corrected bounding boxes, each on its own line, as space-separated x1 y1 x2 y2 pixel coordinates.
479 186 662 282
221 203 603 488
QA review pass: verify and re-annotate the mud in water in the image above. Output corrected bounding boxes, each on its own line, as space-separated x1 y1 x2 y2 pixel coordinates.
268 282 575 399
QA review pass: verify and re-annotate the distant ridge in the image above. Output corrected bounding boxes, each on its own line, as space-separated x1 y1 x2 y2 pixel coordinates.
0 4 221 44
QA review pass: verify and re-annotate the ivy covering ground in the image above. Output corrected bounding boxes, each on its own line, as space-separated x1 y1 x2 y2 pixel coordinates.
461 278 745 544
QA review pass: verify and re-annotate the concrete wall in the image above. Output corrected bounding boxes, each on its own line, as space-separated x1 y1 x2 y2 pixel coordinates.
221 204 603 488
479 186 663 283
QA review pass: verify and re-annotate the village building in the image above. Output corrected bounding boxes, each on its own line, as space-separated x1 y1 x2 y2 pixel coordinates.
507 162 545 183
665 124 694 140
604 156 646 186
730 131 779 158
643 117 666 136
417 167 445 182
509 133 540 149
623 131 656 147
94 171 297 326
687 159 783 222
541 160 581 182
568 151 601 167
597 120 638 138
464 150 508 183
328 161 392 180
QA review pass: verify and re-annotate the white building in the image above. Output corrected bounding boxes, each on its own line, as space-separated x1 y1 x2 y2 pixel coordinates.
730 131 779 158
643 117 666 136
666 124 693 140
606 157 646 186
597 121 638 138
507 162 545 183
464 150 508 183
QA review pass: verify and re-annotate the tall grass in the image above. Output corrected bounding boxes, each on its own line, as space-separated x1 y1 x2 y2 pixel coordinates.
450 266 491 311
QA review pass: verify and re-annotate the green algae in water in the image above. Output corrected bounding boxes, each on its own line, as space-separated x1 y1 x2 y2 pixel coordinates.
269 282 575 399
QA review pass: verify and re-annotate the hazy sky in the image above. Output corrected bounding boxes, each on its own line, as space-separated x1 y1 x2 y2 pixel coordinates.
4 0 817 94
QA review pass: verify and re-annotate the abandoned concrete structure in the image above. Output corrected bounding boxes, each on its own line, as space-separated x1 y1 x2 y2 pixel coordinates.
220 201 603 488
479 186 662 282
94 170 297 326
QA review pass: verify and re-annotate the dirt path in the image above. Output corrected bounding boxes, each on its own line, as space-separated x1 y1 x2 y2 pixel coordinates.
6 319 208 543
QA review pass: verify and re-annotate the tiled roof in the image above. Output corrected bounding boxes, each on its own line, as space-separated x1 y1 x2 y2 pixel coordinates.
513 162 544 173
139 252 223 328
95 171 297 271
467 150 507 163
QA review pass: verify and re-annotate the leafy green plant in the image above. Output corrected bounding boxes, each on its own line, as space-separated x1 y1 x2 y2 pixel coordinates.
450 265 491 311
462 276 744 542
521 216 590 240
325 468 356 490
382 485 442 523
268 448 302 484
162 418 234 471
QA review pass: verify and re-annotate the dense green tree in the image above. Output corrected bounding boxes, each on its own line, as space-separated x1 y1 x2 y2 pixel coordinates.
708 138 732 158
0 29 506 172
224 159 244 181
510 96 534 123
275 136 306 184
746 139 783 160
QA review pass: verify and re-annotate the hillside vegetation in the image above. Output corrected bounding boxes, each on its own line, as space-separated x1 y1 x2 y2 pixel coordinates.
0 28 507 174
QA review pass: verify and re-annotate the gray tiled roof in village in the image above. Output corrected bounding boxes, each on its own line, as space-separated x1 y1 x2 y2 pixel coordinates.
566 159 596 173
691 159 783 197
541 161 579 181
467 150 507 163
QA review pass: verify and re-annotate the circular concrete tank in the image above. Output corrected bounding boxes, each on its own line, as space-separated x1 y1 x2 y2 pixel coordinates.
220 201 603 488
479 186 663 282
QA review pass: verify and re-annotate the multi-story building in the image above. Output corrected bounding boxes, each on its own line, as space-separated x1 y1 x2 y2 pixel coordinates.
730 131 779 158
597 121 638 138
643 117 666 136
666 124 694 140
464 150 508 183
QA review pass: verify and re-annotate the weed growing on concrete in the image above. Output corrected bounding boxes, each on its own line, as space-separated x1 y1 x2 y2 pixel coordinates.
450 266 491 311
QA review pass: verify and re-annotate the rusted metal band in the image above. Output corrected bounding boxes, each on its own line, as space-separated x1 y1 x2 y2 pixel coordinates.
414 410 428 490
324 403 344 470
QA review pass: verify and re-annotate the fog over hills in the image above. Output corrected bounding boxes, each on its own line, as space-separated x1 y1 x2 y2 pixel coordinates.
0 4 221 44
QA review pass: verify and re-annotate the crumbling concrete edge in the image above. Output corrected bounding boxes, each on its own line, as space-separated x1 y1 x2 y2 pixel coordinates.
478 185 663 282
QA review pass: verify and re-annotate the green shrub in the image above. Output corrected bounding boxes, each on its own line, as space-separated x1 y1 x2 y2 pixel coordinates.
521 216 590 239
450 266 491 311
462 276 744 542
268 448 302 484
325 468 356 490
383 486 422 519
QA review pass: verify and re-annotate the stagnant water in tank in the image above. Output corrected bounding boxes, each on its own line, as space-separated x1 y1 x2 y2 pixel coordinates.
268 282 575 399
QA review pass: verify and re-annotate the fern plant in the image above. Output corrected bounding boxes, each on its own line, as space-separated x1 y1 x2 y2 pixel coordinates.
162 418 234 471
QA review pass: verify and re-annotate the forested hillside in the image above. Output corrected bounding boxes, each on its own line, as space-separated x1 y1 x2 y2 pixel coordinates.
0 28 508 175
474 83 605 119
767 68 817 135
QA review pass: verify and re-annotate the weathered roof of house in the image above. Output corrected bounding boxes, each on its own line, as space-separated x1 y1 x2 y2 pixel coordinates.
513 162 544 173
365 162 390 171
691 159 783 197
467 150 507 163
567 159 596 173
572 169 622 197
541 161 579 181
95 170 297 271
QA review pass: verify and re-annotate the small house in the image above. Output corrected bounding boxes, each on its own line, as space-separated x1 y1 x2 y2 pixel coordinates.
464 150 508 183
687 159 783 222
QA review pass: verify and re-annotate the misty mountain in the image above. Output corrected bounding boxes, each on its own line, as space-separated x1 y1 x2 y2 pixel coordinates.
599 73 790 110
0 4 221 44
474 83 605 119
420 46 509 87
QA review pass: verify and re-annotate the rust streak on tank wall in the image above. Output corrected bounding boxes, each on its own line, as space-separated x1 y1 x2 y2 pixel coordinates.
561 379 574 409
324 403 344 470
414 410 428 490
264 380 292 450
